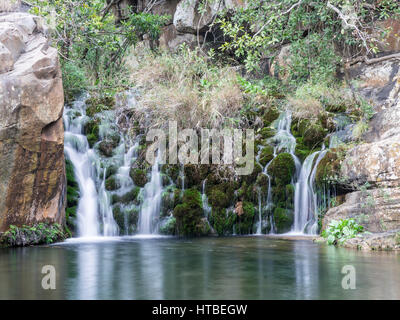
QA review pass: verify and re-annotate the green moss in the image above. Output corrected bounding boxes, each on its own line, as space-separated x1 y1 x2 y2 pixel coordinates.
98 135 120 157
112 187 140 204
65 159 79 233
129 168 148 187
159 216 176 235
84 119 100 147
173 188 207 236
85 96 115 117
236 201 255 234
105 165 118 179
105 175 120 191
297 119 326 149
260 127 276 139
259 145 274 167
273 207 293 233
315 149 345 187
183 164 209 188
263 106 280 126
207 183 235 209
211 208 236 236
268 153 295 185
112 206 139 232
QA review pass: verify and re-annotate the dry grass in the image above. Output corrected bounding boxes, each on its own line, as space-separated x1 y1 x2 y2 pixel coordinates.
125 45 244 130
287 81 355 121
0 0 20 12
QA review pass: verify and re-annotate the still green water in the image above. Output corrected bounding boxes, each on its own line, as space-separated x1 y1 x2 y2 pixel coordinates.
0 236 399 299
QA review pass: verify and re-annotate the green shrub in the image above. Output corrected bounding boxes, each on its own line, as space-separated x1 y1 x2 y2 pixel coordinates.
322 218 364 245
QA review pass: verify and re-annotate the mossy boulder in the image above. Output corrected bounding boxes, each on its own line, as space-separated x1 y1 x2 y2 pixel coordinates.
297 119 326 149
173 188 207 236
98 139 118 157
161 164 180 184
210 208 236 236
84 119 100 148
259 145 274 167
112 206 139 233
159 216 177 235
272 184 295 209
260 127 276 139
105 175 120 191
85 96 115 117
129 168 148 187
183 164 209 188
112 187 140 204
236 201 255 234
273 207 294 233
263 106 280 125
207 183 235 209
65 159 79 232
105 165 118 179
315 149 346 188
268 153 295 185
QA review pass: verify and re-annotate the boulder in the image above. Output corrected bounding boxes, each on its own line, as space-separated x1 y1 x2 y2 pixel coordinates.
0 11 65 232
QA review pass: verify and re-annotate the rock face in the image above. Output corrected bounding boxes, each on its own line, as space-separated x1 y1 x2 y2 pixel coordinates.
322 59 400 236
110 0 246 50
0 8 65 232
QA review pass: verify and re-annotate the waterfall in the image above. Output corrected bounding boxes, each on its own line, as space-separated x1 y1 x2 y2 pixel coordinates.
137 155 163 234
292 146 327 234
201 180 211 218
256 111 300 234
64 96 119 237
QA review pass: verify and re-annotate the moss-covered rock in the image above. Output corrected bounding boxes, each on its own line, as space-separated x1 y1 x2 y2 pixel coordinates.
259 145 274 167
105 175 120 191
129 168 148 187
207 183 235 209
297 119 326 149
268 153 295 185
105 165 118 179
112 187 140 204
183 164 209 188
84 118 100 148
260 127 276 139
65 159 79 232
273 207 294 233
263 106 280 126
315 149 345 188
236 201 255 234
173 188 207 236
159 216 177 235
211 208 236 236
85 96 115 117
112 206 139 233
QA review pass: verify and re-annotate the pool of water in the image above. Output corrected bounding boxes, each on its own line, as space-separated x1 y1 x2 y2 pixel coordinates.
0 236 399 299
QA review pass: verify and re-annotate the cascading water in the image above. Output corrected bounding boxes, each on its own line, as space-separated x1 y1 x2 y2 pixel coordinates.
137 155 163 234
292 145 328 234
64 96 118 237
256 111 301 234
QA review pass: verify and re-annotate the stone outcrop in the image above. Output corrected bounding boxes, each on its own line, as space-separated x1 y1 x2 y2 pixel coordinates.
0 7 65 232
322 58 400 246
110 0 246 50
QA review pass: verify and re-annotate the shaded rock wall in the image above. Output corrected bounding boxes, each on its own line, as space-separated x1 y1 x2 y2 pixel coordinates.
0 7 65 231
322 59 400 234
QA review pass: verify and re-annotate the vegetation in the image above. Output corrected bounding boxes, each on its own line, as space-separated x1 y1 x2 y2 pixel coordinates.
0 223 66 247
29 0 170 99
322 218 364 245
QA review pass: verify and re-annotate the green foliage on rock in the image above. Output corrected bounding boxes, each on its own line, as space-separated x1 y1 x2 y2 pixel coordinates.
269 153 296 185
130 168 148 187
105 175 120 191
65 159 79 232
236 201 256 234
0 223 66 247
322 218 364 245
173 188 208 236
112 187 141 205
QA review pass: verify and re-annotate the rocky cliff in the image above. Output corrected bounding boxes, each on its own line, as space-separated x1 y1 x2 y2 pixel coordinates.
110 0 245 49
321 58 400 250
0 6 65 232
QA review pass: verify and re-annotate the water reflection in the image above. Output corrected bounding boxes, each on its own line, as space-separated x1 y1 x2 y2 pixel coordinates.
0 237 399 299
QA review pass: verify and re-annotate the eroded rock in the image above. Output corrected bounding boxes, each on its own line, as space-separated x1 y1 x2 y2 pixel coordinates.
0 11 65 232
